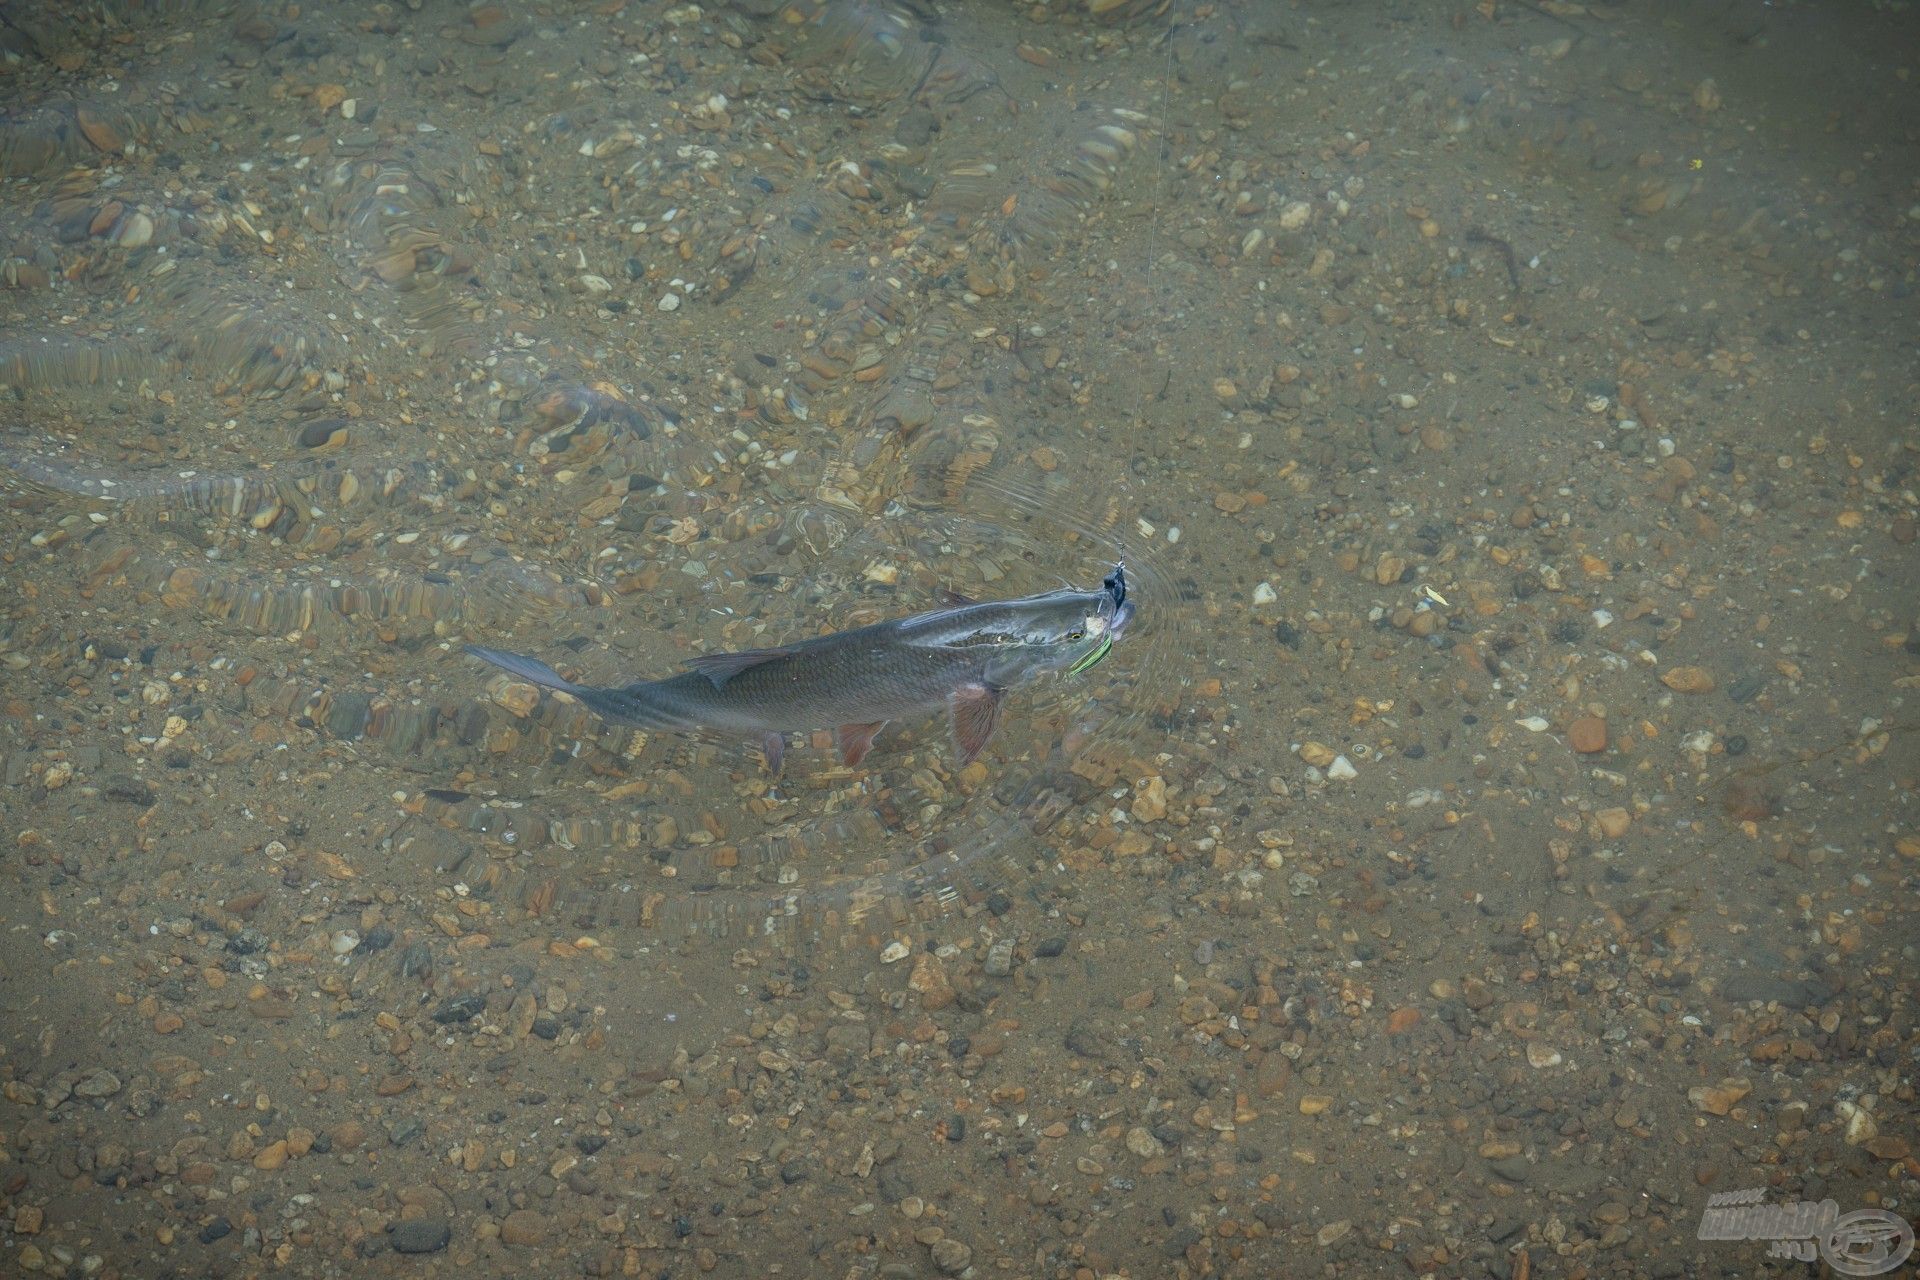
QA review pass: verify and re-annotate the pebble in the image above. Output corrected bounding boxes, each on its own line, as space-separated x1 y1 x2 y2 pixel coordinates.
1325 755 1358 781
930 1237 973 1275
1721 777 1775 823
71 1068 121 1099
1567 716 1608 752
1659 666 1717 694
1130 774 1168 821
1687 1078 1751 1116
500 1209 548 1246
1125 1126 1163 1158
390 1218 452 1254
907 953 955 1010
1836 1100 1878 1146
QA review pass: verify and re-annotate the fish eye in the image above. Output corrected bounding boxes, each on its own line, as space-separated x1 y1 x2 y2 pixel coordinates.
1066 629 1084 642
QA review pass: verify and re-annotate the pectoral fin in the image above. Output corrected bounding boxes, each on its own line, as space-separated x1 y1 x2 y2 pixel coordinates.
947 684 1003 765
760 731 786 776
835 721 886 768
683 645 798 689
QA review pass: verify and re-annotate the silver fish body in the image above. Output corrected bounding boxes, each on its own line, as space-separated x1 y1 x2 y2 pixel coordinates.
466 565 1132 769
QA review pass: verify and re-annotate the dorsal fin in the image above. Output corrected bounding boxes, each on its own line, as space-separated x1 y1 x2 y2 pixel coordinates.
683 644 797 689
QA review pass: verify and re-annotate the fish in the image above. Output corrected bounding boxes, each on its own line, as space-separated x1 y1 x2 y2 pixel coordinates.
464 563 1134 772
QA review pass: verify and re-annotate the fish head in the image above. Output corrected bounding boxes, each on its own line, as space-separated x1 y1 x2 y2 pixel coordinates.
986 565 1136 681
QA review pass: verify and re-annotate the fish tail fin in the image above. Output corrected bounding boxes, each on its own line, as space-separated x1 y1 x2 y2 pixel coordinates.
463 645 582 693
466 646 685 731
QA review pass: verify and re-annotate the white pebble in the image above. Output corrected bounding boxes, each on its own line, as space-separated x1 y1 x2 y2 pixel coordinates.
879 940 911 964
1252 582 1278 606
1326 755 1358 781
1515 716 1550 732
657 292 681 312
1591 608 1614 629
331 931 361 956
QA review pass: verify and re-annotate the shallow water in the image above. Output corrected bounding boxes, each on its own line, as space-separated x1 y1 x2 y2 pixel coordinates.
2 1 1916 1277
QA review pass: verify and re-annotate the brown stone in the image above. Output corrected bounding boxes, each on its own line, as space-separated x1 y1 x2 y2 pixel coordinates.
1722 777 1775 823
500 1209 548 1246
1660 666 1716 694
1567 716 1608 753
75 107 122 152
1688 1077 1751 1116
330 1120 368 1150
252 1140 289 1171
906 953 955 1012
1254 1052 1292 1099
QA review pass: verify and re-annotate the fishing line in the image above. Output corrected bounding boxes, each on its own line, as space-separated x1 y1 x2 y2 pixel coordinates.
1142 0 1178 415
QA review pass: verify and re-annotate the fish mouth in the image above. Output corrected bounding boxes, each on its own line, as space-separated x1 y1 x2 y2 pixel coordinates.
1067 599 1133 676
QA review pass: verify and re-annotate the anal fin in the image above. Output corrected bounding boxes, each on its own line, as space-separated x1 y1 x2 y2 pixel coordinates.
835 721 886 768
